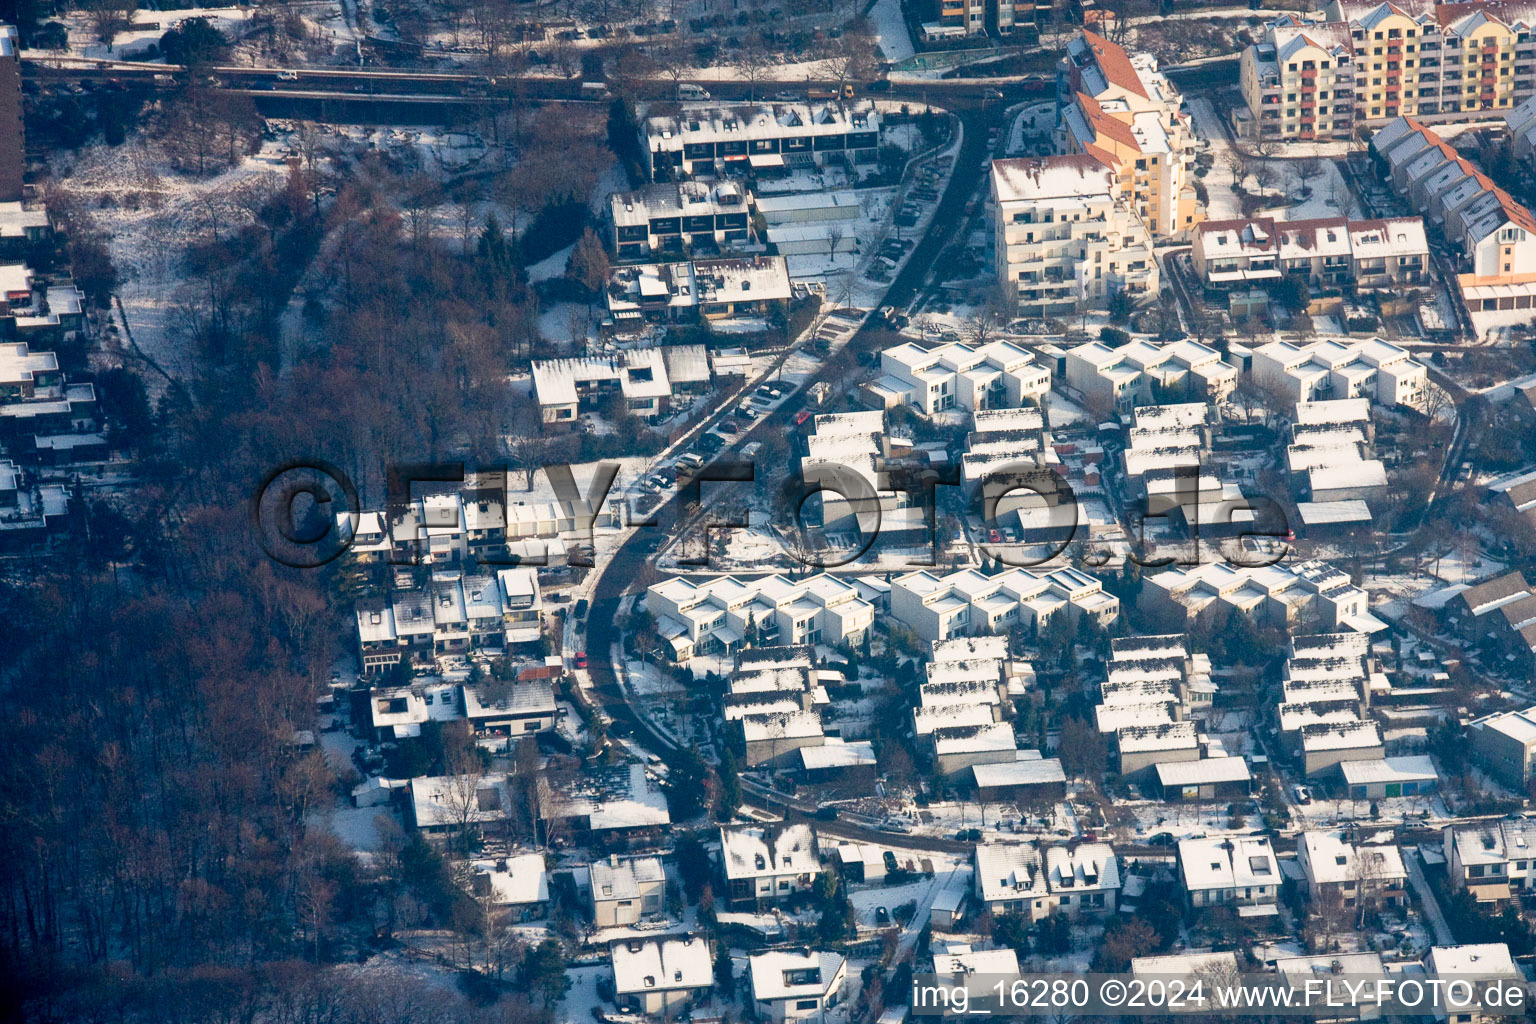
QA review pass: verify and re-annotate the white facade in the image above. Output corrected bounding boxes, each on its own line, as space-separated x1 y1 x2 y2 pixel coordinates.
890 566 1120 644
1249 337 1427 411
748 950 846 1024
647 573 875 661
866 340 1051 415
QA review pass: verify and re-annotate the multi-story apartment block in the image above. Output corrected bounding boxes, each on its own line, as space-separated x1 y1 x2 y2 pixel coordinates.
647 573 876 661
890 566 1120 644
532 345 714 425
1242 1 1536 141
1057 31 1202 238
1249 337 1427 410
1242 18 1358 141
1443 819 1536 900
0 26 22 201
611 180 752 260
991 155 1159 316
1507 93 1536 163
1371 115 1536 311
927 0 1040 39
1192 216 1429 290
864 340 1052 415
1065 338 1238 411
643 102 880 179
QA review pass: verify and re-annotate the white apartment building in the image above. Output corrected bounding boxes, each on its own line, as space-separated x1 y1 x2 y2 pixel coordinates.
1249 337 1427 410
864 340 1052 415
991 155 1159 317
611 180 752 259
1057 31 1203 238
1140 559 1378 633
591 855 667 927
1065 338 1238 410
1178 835 1281 910
890 565 1120 644
748 951 846 1024
647 573 876 661
532 347 710 425
720 823 818 907
644 101 880 178
1191 216 1429 290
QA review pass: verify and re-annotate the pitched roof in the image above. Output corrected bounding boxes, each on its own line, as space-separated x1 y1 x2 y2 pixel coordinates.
1082 29 1149 99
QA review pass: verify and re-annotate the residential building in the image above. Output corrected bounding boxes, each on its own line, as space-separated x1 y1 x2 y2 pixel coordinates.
970 753 1068 803
1447 573 1536 671
1117 721 1200 778
1468 703 1536 788
0 202 49 256
366 680 461 741
0 340 102 462
1191 216 1429 290
1371 116 1536 311
1296 830 1408 907
354 569 544 674
643 102 880 179
1422 944 1517 1019
1177 835 1281 911
610 936 715 1015
990 155 1159 317
1241 1 1536 142
1065 339 1238 411
1249 337 1427 410
1286 410 1389 504
558 762 672 841
590 854 667 927
470 854 550 921
606 256 792 324
647 573 875 661
747 950 846 1024
972 842 1121 919
1303 719 1386 777
928 0 1041 40
863 340 1051 415
408 773 509 833
1241 17 1357 141
462 679 558 745
0 26 21 201
532 346 711 425
0 457 69 549
1131 951 1240 979
1443 819 1536 899
719 823 818 908
1487 466 1536 525
1141 559 1379 633
1507 92 1536 164
889 565 1120 644
1057 31 1203 238
611 180 752 259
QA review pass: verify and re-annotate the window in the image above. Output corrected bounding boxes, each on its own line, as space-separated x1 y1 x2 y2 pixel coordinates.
796 1001 820 1011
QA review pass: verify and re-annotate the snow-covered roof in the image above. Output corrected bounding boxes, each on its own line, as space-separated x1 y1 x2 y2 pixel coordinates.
472 853 549 906
970 756 1067 789
934 948 1020 976
591 855 666 902
748 950 845 1001
1154 757 1252 788
721 823 817 881
1425 944 1517 978
1178 835 1278 891
1338 755 1438 786
974 843 1045 902
799 738 876 771
611 936 714 995
1131 951 1239 977
1300 831 1406 886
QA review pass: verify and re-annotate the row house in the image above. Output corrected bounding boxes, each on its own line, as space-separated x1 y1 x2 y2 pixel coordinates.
647 572 876 661
644 102 879 179
1249 337 1427 410
1064 338 1238 411
354 568 544 674
889 565 1120 645
611 180 751 260
1191 216 1429 290
1140 558 1379 634
990 156 1159 317
1372 115 1536 311
1447 572 1536 672
531 346 709 425
1057 31 1203 238
864 339 1051 416
0 339 102 465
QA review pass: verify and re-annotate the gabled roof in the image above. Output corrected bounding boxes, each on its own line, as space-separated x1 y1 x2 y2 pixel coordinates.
1082 29 1149 99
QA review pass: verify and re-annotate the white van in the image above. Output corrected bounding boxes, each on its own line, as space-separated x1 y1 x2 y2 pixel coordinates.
676 83 711 101
580 81 611 100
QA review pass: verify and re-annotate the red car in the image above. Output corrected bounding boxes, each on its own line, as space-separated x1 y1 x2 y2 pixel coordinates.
572 652 588 670
988 529 1002 543
793 410 812 425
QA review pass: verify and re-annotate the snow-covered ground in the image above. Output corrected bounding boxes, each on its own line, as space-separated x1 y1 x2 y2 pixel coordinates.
869 0 915 63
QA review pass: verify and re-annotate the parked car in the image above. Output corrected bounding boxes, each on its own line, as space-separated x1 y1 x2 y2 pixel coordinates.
1292 784 1313 805
874 906 891 924
572 652 588 669
815 806 839 821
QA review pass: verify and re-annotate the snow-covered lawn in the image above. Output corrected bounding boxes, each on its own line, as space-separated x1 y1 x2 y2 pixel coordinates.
869 0 916 63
